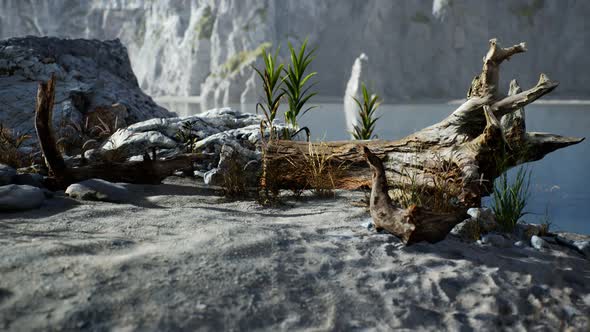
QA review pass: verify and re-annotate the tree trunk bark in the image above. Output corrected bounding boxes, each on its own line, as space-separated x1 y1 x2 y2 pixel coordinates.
266 39 584 209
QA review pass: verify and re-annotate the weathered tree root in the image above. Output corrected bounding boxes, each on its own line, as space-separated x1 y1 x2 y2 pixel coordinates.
363 146 462 244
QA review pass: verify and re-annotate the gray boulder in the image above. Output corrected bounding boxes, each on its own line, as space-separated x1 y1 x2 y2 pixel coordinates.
0 184 45 211
0 164 16 185
65 179 129 203
0 36 172 140
531 235 547 251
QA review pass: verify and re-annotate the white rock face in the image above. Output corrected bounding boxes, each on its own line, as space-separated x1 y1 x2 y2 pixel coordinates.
2 0 588 105
0 36 171 137
344 53 369 139
0 184 45 211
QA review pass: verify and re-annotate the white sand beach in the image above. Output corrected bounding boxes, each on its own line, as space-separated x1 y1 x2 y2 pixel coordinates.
1 177 588 331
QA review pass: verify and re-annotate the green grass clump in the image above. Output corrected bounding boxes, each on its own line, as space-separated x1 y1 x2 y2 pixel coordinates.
254 47 285 139
492 166 532 232
352 83 381 140
282 38 317 129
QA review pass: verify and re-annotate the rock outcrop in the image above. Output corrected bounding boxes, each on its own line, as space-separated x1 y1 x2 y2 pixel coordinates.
343 53 369 139
0 36 171 139
1 0 588 104
87 108 284 185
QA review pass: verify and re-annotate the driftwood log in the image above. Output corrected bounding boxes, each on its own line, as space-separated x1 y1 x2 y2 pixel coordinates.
267 39 584 210
35 75 199 189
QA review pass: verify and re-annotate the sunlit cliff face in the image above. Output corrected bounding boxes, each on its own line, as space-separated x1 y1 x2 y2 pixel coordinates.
1 0 588 103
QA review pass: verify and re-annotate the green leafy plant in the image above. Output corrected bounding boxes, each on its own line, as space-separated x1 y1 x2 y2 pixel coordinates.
282 38 317 129
492 166 532 232
254 47 285 139
352 83 381 140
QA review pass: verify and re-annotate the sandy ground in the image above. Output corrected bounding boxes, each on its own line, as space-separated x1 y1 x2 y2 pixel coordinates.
0 177 589 331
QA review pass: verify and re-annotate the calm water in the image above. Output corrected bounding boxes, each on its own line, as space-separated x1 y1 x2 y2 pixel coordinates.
160 101 590 234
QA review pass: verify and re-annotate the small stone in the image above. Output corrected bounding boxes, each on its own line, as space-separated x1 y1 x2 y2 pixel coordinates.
531 235 546 250
361 219 374 230
0 184 45 211
514 241 524 248
65 179 129 203
0 164 17 185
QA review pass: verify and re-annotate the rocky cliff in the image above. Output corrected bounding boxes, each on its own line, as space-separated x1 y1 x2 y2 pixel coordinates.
0 36 171 138
1 0 588 105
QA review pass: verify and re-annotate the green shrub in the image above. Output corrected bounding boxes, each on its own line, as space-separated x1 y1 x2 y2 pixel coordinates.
352 83 381 140
282 38 317 129
254 47 285 139
492 166 532 232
